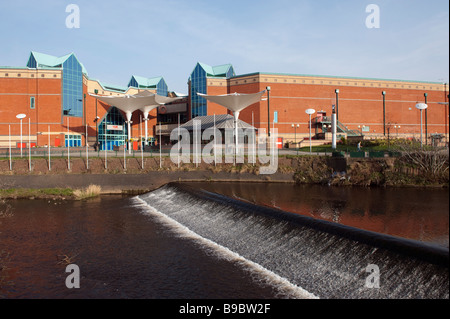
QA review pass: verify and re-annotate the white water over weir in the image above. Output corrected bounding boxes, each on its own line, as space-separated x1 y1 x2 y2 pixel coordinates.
134 183 449 299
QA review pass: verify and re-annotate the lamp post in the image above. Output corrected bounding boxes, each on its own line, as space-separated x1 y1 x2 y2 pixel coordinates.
424 93 428 145
382 91 386 136
67 116 71 170
394 125 401 138
266 86 271 137
415 103 428 148
16 114 26 157
305 109 316 153
94 89 99 150
335 89 339 122
331 104 337 150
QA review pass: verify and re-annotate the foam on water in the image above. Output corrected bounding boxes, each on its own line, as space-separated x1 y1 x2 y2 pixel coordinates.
132 196 319 299
133 183 449 299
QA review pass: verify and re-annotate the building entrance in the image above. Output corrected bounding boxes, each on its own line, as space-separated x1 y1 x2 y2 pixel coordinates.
98 107 128 151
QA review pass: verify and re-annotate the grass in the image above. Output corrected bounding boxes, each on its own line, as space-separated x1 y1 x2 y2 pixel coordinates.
0 185 102 200
0 188 74 199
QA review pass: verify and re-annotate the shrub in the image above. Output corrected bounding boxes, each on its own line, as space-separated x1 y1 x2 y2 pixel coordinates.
73 185 102 200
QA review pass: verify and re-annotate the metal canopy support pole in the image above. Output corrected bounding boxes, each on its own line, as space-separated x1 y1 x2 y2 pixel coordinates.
126 112 132 155
234 111 240 165
140 114 144 169
144 111 149 146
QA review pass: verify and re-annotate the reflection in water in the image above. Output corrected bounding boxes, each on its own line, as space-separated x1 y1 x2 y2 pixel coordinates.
0 183 448 299
184 182 449 248
0 197 291 299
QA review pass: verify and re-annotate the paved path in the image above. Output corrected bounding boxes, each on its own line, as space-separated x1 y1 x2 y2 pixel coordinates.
0 171 295 194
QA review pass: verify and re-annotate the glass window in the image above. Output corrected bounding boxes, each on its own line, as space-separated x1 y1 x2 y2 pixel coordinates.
30 96 35 109
62 55 83 118
98 107 128 151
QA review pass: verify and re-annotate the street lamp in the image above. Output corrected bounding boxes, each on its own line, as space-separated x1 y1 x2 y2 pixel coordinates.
424 93 428 145
415 103 428 147
266 86 271 137
94 89 99 150
16 113 26 157
335 89 339 122
305 108 316 153
382 91 386 136
394 125 401 137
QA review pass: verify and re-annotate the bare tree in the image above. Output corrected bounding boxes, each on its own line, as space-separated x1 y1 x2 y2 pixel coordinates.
394 140 449 181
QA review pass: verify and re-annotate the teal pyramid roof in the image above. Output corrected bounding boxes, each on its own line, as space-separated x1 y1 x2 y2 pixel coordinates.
28 51 88 74
128 75 164 88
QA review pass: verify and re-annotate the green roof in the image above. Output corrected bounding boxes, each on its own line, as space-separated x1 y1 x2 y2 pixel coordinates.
28 51 88 74
197 62 234 78
128 75 163 88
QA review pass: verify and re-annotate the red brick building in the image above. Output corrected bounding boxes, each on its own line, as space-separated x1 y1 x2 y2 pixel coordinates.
188 63 449 145
0 52 188 150
1 53 448 150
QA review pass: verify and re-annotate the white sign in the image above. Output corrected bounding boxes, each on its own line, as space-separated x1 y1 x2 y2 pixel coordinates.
107 125 123 131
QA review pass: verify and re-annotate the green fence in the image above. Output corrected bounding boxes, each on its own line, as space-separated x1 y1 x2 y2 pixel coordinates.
369 151 386 158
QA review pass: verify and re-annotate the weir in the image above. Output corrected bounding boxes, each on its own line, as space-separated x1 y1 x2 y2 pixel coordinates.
135 183 449 299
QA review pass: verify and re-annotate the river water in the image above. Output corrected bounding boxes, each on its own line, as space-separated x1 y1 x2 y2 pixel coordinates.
0 182 448 299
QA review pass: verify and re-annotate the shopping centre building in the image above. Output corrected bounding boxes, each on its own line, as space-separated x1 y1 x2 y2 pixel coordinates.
0 51 448 150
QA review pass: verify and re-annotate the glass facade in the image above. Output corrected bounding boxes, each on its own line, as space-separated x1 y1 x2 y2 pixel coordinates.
189 63 235 119
27 56 37 68
128 77 168 97
156 79 168 97
65 135 82 147
190 64 207 118
62 55 83 117
98 107 128 151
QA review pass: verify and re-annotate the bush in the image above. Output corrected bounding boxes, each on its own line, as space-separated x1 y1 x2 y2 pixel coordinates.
73 185 102 200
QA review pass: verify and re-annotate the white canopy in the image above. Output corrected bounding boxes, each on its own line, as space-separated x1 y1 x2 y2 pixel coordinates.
197 90 266 114
196 90 266 161
133 91 182 116
89 91 181 120
89 91 182 152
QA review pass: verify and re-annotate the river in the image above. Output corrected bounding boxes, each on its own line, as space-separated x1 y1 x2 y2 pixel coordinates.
0 182 448 299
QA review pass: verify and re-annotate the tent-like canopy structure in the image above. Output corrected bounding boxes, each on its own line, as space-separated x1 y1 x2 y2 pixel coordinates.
196 90 266 154
89 91 181 152
133 91 182 145
180 114 255 131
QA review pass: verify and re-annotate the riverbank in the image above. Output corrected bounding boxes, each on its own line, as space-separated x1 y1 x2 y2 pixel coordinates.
0 155 447 200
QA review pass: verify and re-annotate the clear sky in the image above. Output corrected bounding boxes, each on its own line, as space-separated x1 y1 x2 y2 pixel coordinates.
1 0 448 94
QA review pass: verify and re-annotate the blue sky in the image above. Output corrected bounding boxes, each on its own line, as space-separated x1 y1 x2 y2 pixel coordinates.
1 0 448 94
